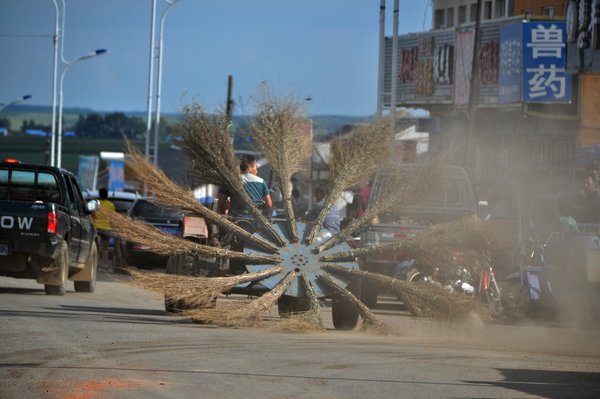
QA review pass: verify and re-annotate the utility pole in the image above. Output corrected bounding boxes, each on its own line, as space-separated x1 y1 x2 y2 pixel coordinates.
225 75 234 123
467 0 482 169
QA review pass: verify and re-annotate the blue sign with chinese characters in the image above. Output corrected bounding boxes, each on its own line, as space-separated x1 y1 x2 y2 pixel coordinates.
499 21 522 104
522 21 571 103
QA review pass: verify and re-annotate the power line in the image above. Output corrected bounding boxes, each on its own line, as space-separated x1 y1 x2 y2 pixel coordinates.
0 33 52 38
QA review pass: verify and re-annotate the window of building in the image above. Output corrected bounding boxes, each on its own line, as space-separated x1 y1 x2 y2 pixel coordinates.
434 8 445 29
446 7 455 28
458 5 467 24
542 6 555 16
484 1 492 20
470 3 478 22
523 9 533 18
495 0 505 18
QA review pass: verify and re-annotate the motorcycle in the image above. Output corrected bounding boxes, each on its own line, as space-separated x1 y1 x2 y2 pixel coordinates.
501 231 560 320
394 253 503 316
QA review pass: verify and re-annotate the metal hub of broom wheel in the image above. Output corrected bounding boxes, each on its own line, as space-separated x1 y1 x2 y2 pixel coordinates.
243 221 359 299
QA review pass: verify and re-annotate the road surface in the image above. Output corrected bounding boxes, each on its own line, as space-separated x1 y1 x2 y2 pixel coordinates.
1 269 599 399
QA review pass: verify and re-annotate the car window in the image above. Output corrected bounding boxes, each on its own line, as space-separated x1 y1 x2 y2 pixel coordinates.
68 176 86 212
36 172 61 203
9 170 36 201
64 176 76 208
0 169 62 203
131 200 181 219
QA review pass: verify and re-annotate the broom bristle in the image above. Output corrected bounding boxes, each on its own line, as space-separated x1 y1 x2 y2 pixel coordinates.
98 207 280 264
251 93 311 243
322 264 486 321
304 116 394 244
123 145 281 253
126 266 284 309
187 271 296 327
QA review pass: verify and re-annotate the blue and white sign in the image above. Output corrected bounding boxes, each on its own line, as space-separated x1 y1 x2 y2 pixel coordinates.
107 159 125 192
499 22 522 104
77 156 99 191
522 21 571 103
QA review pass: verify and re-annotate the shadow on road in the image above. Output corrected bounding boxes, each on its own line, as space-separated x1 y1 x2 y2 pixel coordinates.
0 287 44 295
464 368 600 399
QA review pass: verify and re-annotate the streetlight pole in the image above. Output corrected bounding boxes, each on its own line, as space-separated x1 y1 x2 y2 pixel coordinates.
0 95 32 113
376 0 385 117
390 0 399 133
152 0 181 166
56 49 107 169
49 0 60 166
145 0 158 162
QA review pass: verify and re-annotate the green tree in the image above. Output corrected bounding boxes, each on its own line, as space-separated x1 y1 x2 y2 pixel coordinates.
0 117 11 131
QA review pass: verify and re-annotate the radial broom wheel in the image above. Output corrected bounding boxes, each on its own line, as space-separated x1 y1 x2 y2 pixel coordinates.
236 221 361 329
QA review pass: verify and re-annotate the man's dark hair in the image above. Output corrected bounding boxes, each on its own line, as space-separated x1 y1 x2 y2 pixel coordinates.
315 186 327 197
99 187 108 200
239 154 256 173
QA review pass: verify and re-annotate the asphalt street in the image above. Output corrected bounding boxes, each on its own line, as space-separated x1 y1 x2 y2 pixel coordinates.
1 270 599 399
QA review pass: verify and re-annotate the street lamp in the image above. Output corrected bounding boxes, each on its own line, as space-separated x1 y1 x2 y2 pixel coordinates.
49 0 61 167
0 94 32 113
152 0 181 166
56 49 107 169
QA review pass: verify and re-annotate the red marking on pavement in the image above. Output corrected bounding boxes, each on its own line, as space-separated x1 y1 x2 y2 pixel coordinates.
59 378 158 399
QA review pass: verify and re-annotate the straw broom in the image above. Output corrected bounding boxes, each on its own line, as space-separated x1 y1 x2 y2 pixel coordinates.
99 208 280 265
321 217 496 277
304 117 394 245
273 273 324 332
314 162 440 253
126 266 283 308
175 103 286 247
252 93 311 243
187 271 297 327
316 273 389 332
322 264 484 321
124 144 279 254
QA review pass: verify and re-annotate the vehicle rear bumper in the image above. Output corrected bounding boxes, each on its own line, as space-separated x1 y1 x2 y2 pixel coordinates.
0 238 64 275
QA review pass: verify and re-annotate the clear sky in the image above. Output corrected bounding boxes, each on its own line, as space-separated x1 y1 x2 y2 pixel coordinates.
1 0 431 116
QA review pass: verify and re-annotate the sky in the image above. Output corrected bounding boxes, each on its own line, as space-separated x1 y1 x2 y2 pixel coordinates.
0 0 431 116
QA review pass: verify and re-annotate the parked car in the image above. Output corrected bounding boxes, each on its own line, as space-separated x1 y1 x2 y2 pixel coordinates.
113 198 208 269
359 165 477 306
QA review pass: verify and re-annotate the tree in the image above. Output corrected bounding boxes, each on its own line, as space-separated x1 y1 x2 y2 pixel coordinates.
0 117 11 131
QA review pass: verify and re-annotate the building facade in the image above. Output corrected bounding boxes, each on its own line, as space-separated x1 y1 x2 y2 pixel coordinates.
383 0 582 198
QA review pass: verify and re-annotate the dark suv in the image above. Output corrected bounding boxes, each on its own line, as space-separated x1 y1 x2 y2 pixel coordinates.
113 199 184 269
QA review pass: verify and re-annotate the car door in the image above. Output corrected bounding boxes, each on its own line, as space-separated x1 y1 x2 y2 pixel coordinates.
63 176 84 264
68 176 93 263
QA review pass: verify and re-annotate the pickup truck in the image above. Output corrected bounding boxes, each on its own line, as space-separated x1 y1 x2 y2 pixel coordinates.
0 159 99 295
359 165 477 304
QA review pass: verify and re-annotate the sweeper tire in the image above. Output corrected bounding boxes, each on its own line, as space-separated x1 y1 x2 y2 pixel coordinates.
331 295 360 330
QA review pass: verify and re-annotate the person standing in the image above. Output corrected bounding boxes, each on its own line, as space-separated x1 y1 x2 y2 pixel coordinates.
304 186 340 234
291 188 308 220
92 187 116 266
230 154 272 217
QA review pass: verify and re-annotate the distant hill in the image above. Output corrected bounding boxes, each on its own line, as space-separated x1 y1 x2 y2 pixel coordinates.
2 104 370 135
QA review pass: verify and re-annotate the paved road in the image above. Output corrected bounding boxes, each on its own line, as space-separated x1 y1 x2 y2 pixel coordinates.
1 270 599 399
